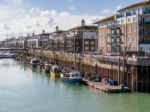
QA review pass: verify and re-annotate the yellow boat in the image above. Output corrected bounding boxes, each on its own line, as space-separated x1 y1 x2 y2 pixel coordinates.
50 65 61 79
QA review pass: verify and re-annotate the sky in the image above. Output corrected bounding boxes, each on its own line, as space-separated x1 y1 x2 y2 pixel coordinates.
0 0 143 40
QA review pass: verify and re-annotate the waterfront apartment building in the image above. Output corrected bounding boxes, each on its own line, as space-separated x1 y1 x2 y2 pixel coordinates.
95 0 150 55
48 27 66 52
2 38 17 49
66 20 98 54
27 30 49 49
16 37 27 49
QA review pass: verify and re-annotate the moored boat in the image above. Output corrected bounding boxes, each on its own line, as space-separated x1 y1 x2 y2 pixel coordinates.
60 67 83 84
50 65 61 78
30 58 40 68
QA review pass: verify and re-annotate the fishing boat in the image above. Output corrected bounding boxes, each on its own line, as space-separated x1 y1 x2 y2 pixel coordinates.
30 58 40 68
60 67 83 84
50 65 61 78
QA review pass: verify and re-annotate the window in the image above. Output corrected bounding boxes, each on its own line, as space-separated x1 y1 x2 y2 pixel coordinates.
85 46 89 51
133 37 136 42
107 38 111 42
128 18 131 22
117 38 120 42
121 19 124 24
140 37 144 42
99 31 101 35
112 38 115 42
91 36 94 39
121 27 124 33
132 26 136 32
128 36 132 42
117 29 120 34
90 46 95 51
128 27 131 33
112 30 115 34
85 41 89 45
90 41 95 45
117 20 120 24
133 17 136 22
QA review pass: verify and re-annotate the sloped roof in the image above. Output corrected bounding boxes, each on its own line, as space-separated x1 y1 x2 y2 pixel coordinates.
94 15 115 24
68 25 97 31
117 1 150 12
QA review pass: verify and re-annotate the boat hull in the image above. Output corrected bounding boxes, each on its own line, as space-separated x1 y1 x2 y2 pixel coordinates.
61 77 82 84
31 63 38 68
50 71 60 78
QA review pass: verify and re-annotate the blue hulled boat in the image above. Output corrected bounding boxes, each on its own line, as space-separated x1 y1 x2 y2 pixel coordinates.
60 67 83 84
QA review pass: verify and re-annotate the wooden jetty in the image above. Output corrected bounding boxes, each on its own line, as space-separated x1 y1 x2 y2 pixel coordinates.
83 79 131 93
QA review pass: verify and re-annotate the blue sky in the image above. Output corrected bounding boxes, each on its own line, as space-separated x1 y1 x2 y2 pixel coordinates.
0 0 143 15
0 0 144 40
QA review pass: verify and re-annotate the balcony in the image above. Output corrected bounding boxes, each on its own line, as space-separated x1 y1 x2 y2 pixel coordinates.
139 41 150 44
107 24 120 29
116 14 125 19
141 10 150 15
126 12 136 16
66 31 83 37
139 21 150 26
107 32 122 37
107 41 123 46
139 31 150 36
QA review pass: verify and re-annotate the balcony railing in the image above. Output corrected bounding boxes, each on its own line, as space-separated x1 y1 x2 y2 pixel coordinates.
139 22 150 26
116 14 125 19
107 32 122 37
141 10 150 15
107 24 120 29
139 31 150 36
107 41 123 45
126 12 134 16
139 41 150 44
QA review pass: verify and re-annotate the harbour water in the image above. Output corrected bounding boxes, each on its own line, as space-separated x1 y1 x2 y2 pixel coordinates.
0 59 150 112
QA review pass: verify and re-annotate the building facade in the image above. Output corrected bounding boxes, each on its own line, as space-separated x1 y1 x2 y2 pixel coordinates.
49 27 66 52
27 30 49 49
95 0 150 55
66 20 98 54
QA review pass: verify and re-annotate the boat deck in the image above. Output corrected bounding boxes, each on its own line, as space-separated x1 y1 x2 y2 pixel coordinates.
83 79 131 93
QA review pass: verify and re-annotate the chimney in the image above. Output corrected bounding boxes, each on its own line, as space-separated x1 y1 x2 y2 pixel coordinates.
27 33 30 37
32 32 35 36
56 26 59 31
81 19 85 26
42 29 45 34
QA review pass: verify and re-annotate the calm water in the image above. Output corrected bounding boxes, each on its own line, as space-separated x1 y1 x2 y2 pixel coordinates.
0 59 150 112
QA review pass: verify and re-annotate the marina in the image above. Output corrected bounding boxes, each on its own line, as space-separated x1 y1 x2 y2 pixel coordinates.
0 59 150 112
0 0 150 112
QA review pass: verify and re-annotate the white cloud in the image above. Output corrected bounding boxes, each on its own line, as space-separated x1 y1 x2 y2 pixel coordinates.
100 9 111 14
0 4 100 40
100 5 123 16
